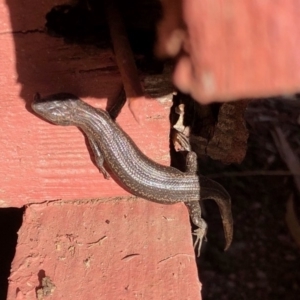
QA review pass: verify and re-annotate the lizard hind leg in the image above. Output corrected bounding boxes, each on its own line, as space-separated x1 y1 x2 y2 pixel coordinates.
193 219 208 257
185 201 207 257
185 151 198 175
185 151 207 256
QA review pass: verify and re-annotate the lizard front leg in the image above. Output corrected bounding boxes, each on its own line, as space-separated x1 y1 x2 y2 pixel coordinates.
87 135 110 179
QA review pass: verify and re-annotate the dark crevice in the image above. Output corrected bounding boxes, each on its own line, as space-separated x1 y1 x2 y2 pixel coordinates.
0 29 44 35
12 29 45 34
78 66 119 74
44 0 164 75
0 207 24 300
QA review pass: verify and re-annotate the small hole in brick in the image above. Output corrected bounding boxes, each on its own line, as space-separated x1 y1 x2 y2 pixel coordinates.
0 207 24 299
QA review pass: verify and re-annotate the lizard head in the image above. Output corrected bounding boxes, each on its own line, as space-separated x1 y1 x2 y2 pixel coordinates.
32 93 81 125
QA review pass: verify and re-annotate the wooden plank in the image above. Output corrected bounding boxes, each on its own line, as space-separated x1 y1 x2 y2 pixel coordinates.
7 200 201 300
1 3 201 299
0 6 171 207
168 0 300 102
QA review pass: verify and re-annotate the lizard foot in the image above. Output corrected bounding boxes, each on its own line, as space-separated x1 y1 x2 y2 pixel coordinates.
192 219 208 257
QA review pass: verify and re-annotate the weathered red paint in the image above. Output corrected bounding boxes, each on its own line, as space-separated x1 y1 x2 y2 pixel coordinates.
1 1 201 299
4 0 298 298
7 201 201 300
174 0 300 103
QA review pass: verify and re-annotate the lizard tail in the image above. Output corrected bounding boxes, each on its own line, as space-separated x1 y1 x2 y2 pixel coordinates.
199 175 233 251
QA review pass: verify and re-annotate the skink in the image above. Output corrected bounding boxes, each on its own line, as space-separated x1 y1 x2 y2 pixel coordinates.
32 93 233 255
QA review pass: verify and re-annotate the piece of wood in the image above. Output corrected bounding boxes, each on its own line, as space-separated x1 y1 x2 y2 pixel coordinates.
7 200 201 300
104 0 144 98
181 0 300 102
1 2 201 300
0 6 171 207
104 0 165 124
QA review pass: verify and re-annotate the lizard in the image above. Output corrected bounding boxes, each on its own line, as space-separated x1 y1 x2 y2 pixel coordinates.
31 93 233 256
